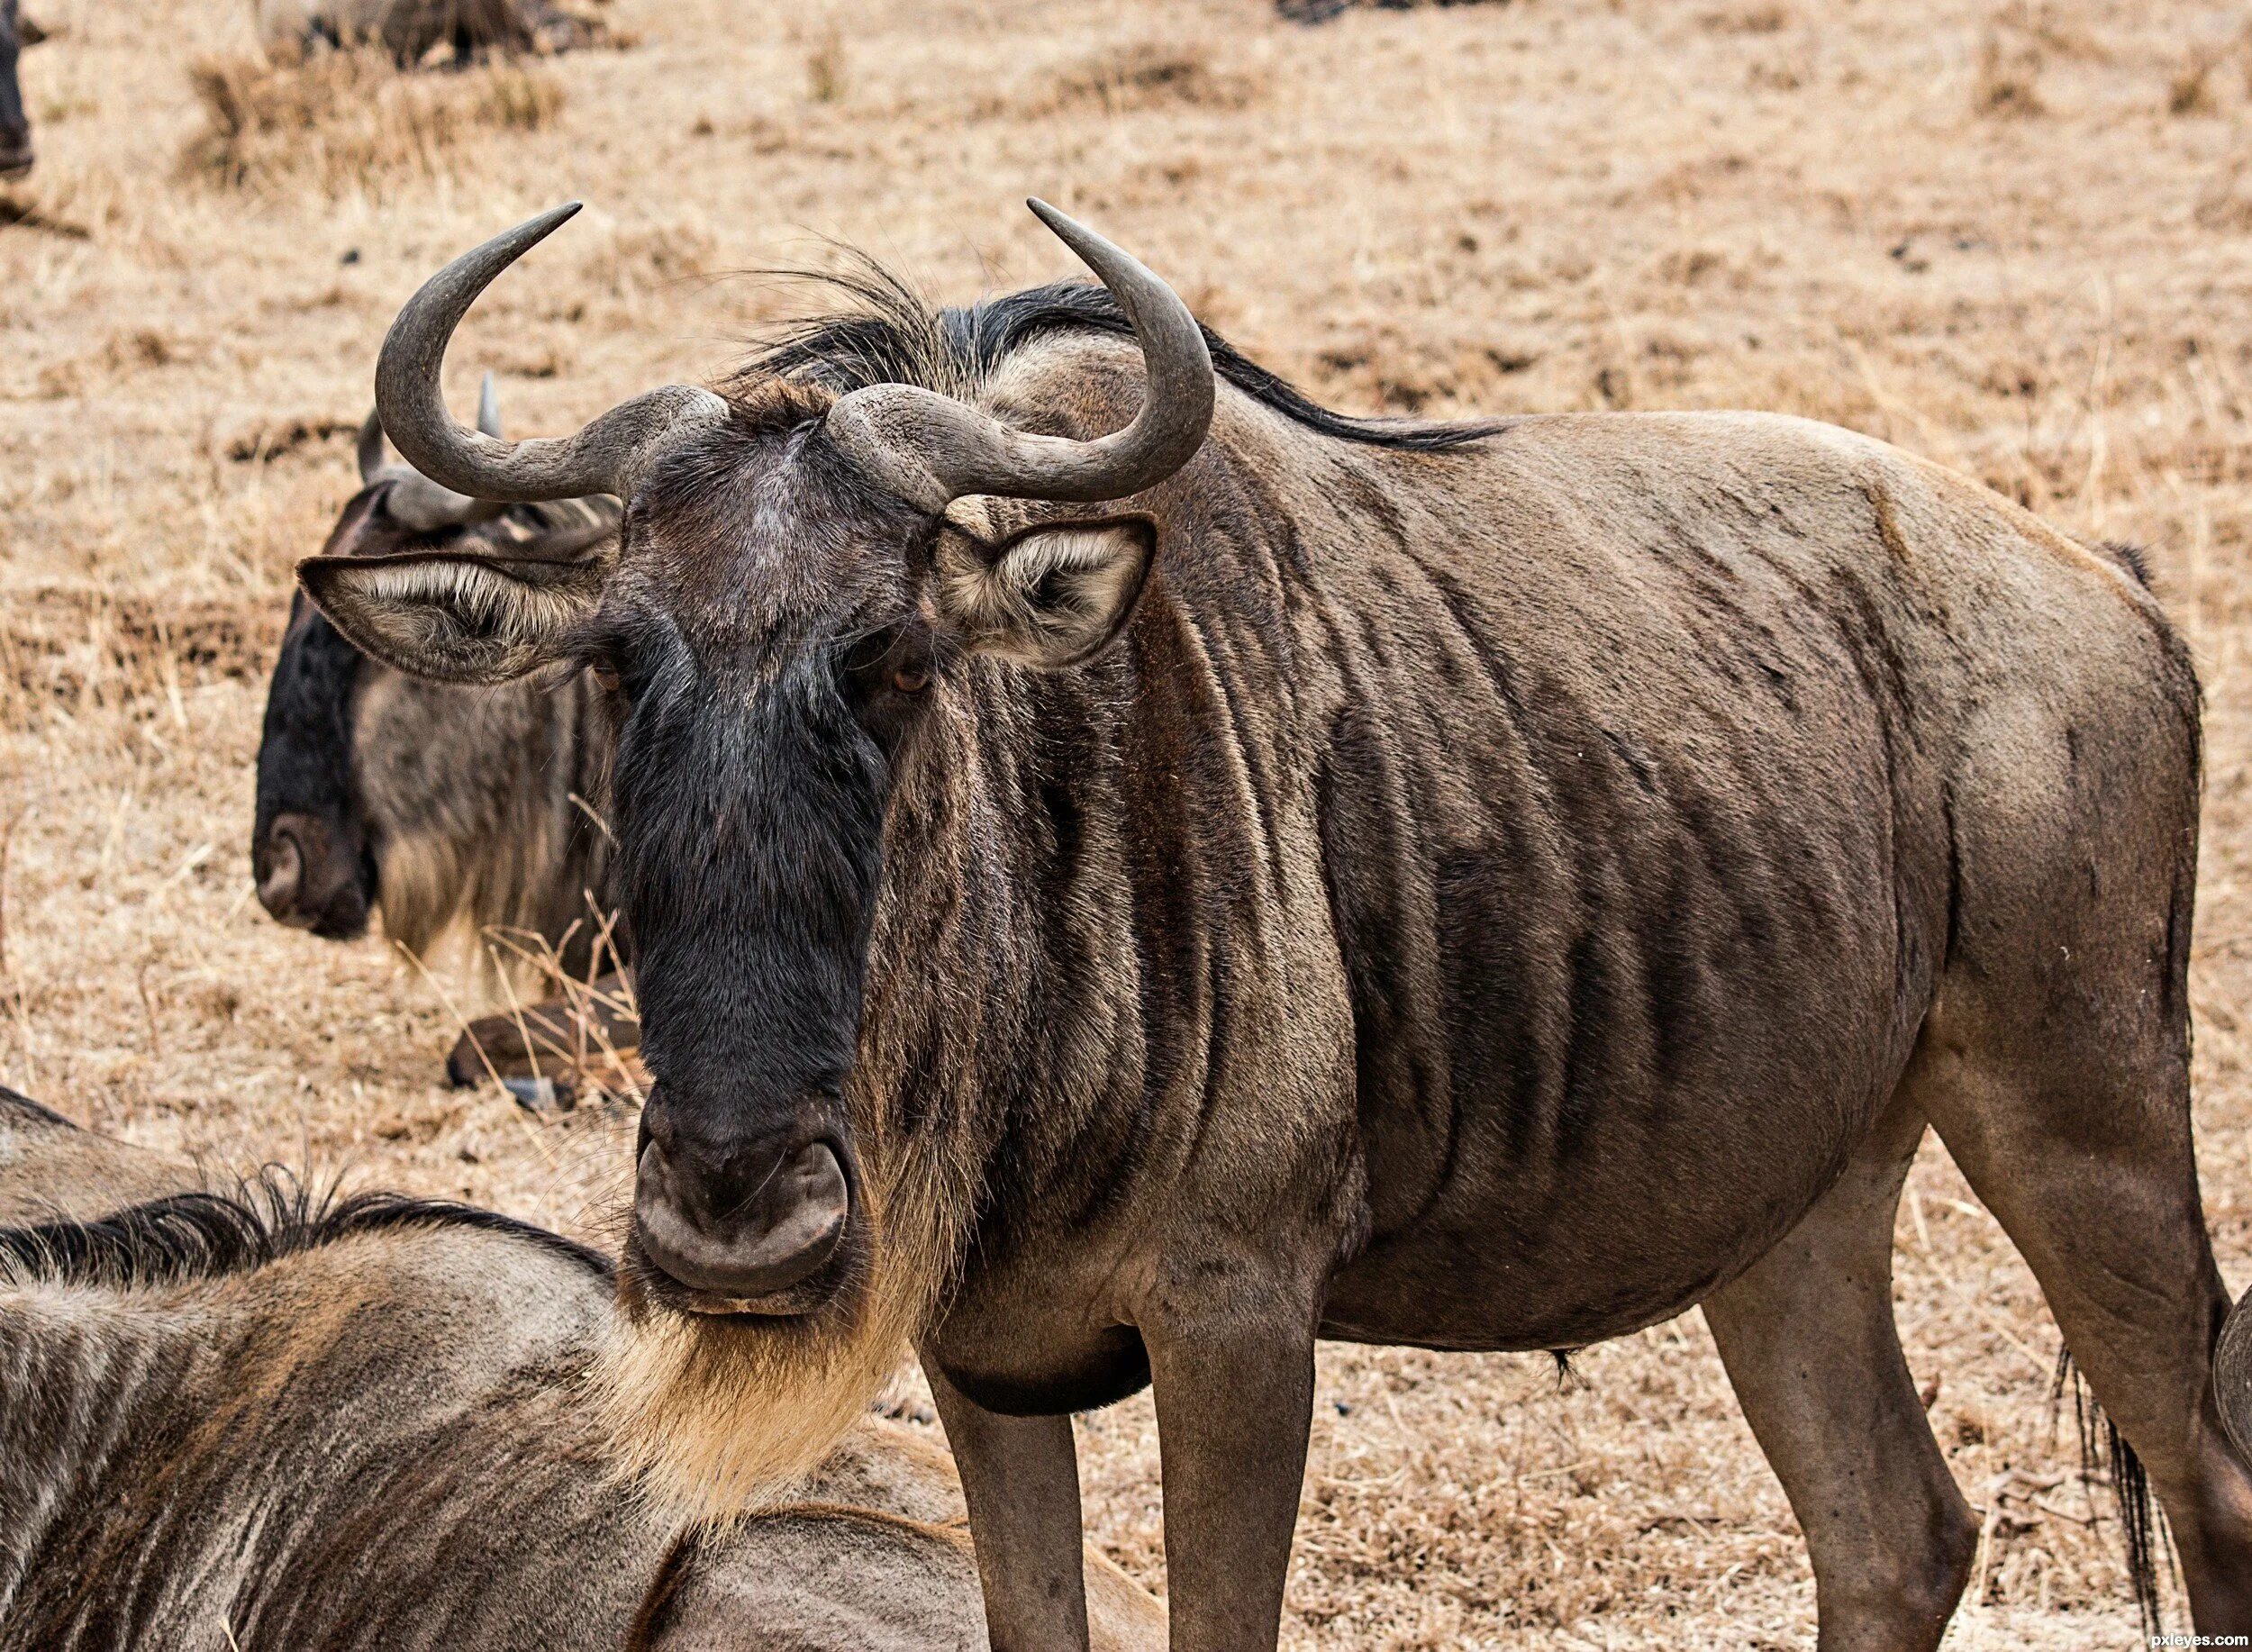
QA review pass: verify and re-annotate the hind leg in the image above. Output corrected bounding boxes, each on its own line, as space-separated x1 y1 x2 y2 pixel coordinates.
1705 1088 1977 1651
1911 1011 2252 1627
1902 609 2252 1621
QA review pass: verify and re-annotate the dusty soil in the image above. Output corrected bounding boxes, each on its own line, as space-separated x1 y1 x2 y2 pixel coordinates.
3 0 2246 1643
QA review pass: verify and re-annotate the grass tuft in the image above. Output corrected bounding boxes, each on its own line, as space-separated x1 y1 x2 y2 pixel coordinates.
178 49 563 196
1974 29 2048 117
1040 42 1258 115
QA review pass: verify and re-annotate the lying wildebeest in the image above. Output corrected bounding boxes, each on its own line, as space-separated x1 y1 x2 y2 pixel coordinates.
0 2 36 179
0 1085 1165 1650
255 0 598 64
304 198 2252 1649
0 1088 202 1225
255 386 632 1087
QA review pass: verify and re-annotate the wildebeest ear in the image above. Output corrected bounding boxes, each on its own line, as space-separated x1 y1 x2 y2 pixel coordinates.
932 516 1156 669
296 549 608 684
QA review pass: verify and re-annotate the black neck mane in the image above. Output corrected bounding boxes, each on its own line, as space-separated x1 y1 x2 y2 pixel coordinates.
0 1172 613 1290
740 270 1511 453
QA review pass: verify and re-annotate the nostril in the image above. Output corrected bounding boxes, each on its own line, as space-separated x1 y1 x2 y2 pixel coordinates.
255 832 305 920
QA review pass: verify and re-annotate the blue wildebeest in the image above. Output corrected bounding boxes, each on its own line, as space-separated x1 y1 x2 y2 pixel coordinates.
255 0 600 65
304 200 2251 1649
0 2 36 179
0 1086 1165 1650
254 386 631 1086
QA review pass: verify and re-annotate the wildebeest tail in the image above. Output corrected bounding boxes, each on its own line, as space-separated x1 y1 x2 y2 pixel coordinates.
2054 1349 2169 1633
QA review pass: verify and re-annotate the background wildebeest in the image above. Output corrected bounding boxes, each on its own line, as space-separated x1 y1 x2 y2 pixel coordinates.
255 0 599 65
306 198 2252 1652
0 2 37 180
255 386 631 1086
0 1086 1166 1651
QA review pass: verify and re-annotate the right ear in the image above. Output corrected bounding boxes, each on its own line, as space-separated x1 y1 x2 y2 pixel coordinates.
297 549 609 684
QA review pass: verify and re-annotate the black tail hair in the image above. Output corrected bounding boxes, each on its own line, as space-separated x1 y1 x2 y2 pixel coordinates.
2054 1348 2170 1633
2099 540 2155 589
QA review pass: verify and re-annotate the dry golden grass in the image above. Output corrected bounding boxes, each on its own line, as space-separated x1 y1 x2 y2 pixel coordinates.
5 0 2251 1643
180 48 563 195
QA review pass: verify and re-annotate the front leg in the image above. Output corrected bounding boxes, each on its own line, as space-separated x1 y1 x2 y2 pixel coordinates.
1145 1298 1319 1652
927 1363 1092 1652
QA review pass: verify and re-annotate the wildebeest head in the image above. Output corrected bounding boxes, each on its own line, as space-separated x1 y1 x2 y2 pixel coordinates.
303 202 1209 1499
256 383 621 951
0 2 36 180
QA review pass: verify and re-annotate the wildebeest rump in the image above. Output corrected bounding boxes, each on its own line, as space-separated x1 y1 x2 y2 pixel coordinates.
254 392 631 1083
0 1088 204 1225
306 201 2252 1649
0 1087 1166 1651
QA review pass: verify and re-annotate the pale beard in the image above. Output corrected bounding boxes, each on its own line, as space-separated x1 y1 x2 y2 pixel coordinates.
592 1166 956 1522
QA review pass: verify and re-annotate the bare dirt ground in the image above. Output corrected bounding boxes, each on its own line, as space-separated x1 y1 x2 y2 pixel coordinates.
2 0 2246 1643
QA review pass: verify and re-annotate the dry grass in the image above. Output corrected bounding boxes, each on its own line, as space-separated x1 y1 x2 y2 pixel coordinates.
179 47 561 195
1040 41 1261 113
6 0 2252 1642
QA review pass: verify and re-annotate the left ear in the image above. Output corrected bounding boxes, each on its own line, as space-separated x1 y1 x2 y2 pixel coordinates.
931 516 1157 669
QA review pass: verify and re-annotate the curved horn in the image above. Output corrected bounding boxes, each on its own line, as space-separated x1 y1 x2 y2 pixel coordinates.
376 204 727 504
356 404 507 531
477 371 503 439
824 200 1214 513
357 408 389 483
386 472 510 533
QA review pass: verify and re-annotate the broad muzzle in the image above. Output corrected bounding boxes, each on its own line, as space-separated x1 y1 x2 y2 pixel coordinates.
632 1105 852 1311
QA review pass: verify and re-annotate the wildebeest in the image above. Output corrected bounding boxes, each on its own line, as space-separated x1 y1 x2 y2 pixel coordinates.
256 390 629 1088
304 198 2252 1648
0 1088 203 1226
0 1085 1165 1650
254 384 622 986
255 0 599 65
0 2 35 179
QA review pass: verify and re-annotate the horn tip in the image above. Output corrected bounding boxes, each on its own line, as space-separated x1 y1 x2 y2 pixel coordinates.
534 200 583 231
507 200 585 249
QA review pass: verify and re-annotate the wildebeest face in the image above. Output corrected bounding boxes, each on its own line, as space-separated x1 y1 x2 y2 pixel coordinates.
0 1 35 179
578 421 926 1315
309 410 1157 1315
255 393 619 946
255 587 377 939
301 200 1202 1320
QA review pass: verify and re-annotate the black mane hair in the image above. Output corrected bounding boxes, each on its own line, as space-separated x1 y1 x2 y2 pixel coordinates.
740 266 1510 454
0 1169 613 1290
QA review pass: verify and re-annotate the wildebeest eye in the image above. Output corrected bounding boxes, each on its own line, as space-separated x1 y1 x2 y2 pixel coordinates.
588 660 622 693
891 665 931 694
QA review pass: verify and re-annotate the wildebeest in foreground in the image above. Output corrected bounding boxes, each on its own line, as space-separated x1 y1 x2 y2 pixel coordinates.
0 1086 1165 1650
255 0 599 65
304 198 2252 1649
254 386 631 1085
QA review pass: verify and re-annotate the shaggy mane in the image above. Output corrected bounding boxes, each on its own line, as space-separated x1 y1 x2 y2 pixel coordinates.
730 261 1510 452
0 1170 612 1291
